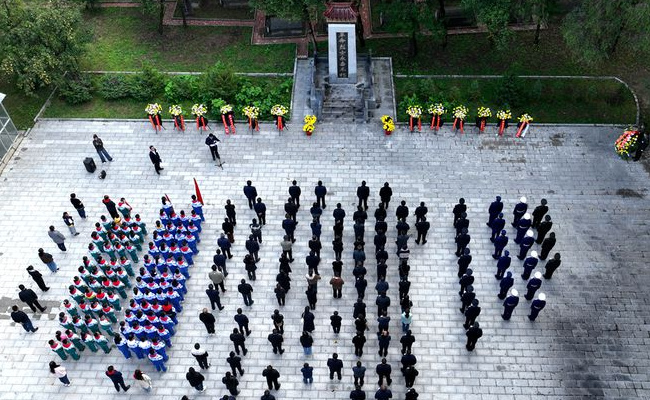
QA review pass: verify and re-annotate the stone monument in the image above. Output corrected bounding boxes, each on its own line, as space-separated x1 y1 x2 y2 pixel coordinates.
324 2 358 84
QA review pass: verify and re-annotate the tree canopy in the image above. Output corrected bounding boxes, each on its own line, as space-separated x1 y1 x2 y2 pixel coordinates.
0 0 91 95
461 0 513 50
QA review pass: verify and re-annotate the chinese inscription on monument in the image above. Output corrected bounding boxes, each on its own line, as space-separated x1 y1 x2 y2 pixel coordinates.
336 32 348 78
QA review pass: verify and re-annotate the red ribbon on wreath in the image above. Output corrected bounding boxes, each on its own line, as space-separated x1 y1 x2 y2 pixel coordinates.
516 121 528 138
453 118 464 133
249 117 259 132
221 114 230 134
228 113 236 134
409 116 414 132
277 116 284 131
196 116 209 131
498 119 506 136
149 114 162 132
479 118 486 133
430 115 442 131
173 115 185 131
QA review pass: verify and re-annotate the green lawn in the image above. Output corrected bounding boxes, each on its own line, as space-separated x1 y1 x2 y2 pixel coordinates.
173 0 254 19
395 77 637 124
0 78 51 130
82 8 295 72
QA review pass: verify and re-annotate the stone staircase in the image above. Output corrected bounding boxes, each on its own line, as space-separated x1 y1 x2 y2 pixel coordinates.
321 84 365 122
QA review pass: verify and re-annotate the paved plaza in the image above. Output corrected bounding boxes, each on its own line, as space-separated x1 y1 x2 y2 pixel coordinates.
1 120 649 400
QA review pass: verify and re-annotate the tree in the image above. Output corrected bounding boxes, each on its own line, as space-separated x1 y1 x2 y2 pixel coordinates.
562 0 650 64
512 0 553 45
461 0 513 50
0 0 91 95
377 0 446 58
250 0 324 51
141 0 166 34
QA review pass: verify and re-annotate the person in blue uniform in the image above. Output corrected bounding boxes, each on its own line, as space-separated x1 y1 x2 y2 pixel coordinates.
487 195 503 227
501 289 519 320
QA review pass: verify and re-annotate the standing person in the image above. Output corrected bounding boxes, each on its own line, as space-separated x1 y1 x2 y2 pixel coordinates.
521 251 539 280
245 236 260 263
69 193 86 219
10 305 38 332
282 214 297 243
457 248 472 278
352 331 366 357
205 133 221 161
314 180 327 209
217 233 233 258
490 213 506 242
254 198 267 225
206 284 224 311
357 181 370 210
49 361 71 386
517 230 535 260
498 272 515 300
400 310 413 332
48 226 67 251
494 250 511 280
458 269 474 297
148 146 163 174
199 308 216 334
261 390 277 400
226 351 245 377
18 284 46 312
502 289 520 320
300 331 314 355
400 330 415 354
492 230 508 259
225 199 237 226
234 308 252 336
222 372 240 396
280 236 294 261
465 322 483 351
511 196 528 227
192 343 211 369
375 358 392 387
487 195 503 227
543 253 562 279
209 265 226 292
536 215 553 244
531 199 548 229
262 365 281 390
330 311 342 334
26 266 49 291
186 367 206 392
289 180 301 208
302 306 316 333
38 248 58 273
133 369 152 392
452 198 466 226
463 299 481 329
243 181 258 209
379 182 392 209
403 366 419 388
525 272 543 300
330 274 344 299
238 279 254 306
105 366 130 392
455 228 470 257
271 309 285 334
62 212 79 236
327 353 344 380
414 217 430 245
350 386 366 400
352 361 366 387
414 201 428 223
230 328 248 356
528 293 547 321
301 363 313 384
405 388 419 400
539 233 557 260
102 195 120 220
377 330 391 357
267 329 285 354
92 134 113 163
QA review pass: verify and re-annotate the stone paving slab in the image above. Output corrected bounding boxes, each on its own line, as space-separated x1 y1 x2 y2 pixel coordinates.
0 120 649 400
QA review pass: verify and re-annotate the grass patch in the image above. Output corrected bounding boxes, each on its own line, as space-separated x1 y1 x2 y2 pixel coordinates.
0 77 50 130
173 0 254 19
82 8 294 72
43 75 293 121
395 77 637 124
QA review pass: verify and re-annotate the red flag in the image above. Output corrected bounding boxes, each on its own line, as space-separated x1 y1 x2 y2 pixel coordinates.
193 178 204 204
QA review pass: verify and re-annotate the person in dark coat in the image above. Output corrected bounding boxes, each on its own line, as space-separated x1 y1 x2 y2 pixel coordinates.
502 289 520 320
525 272 543 300
517 230 535 260
289 180 301 208
531 199 548 229
333 203 346 225
403 365 419 388
102 195 120 219
267 329 284 354
70 193 86 219
353 298 366 319
148 146 163 174
379 182 392 209
454 212 469 238
330 311 342 334
414 217 430 245
455 228 470 257
400 330 415 354
490 212 506 242
492 230 508 259
314 180 327 209
357 181 370 210
514 213 532 244
464 299 481 329
302 306 315 332
355 276 367 299
305 286 318 309
262 365 281 390
399 277 411 300
205 133 221 161
487 196 503 226
396 200 409 222
528 293 547 321
284 198 298 222
352 361 366 387
191 343 210 369
222 372 239 396
495 250 511 279
377 330 391 357
327 353 344 380
10 305 38 332
254 198 267 225
375 203 387 222
414 202 428 223
199 308 216 334
498 272 514 299
350 386 366 400
225 199 237 226
543 253 562 279
261 390 276 400
282 214 296 243
511 196 527 227
375 359 392 386
521 251 539 280
352 332 366 357
185 367 205 392
457 248 472 278
106 366 130 392
458 269 474 296
243 180 258 209
234 308 252 335
26 266 49 291
536 215 553 244
18 284 46 312
452 198 466 226
405 388 419 400
230 328 248 355
206 283 224 311
245 236 260 263
376 293 390 316
539 232 556 260
459 285 475 313
238 279 254 306
465 322 483 351
227 351 244 376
